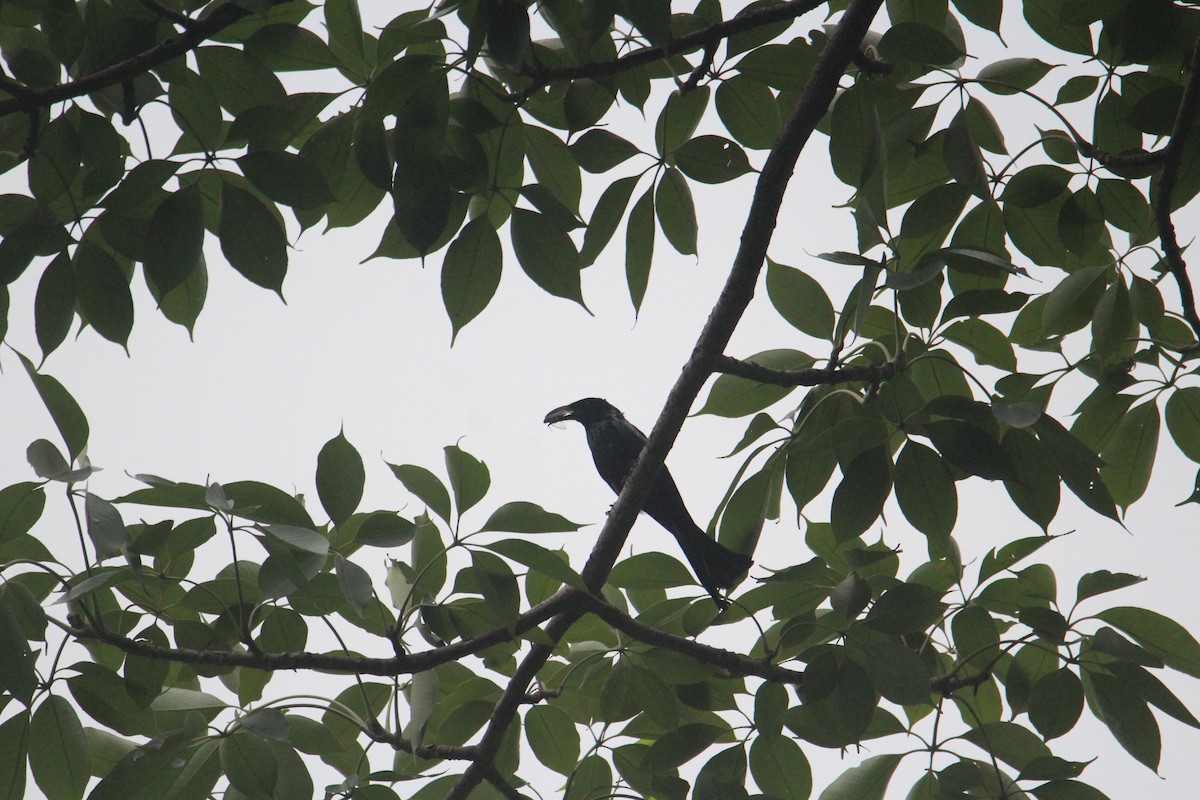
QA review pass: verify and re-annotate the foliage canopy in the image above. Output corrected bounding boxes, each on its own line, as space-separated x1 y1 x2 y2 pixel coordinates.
2 0 1200 798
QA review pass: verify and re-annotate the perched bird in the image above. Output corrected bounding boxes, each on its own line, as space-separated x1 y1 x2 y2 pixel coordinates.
544 397 752 609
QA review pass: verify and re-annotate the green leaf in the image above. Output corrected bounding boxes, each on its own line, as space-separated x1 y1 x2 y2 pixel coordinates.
336 554 372 618
877 21 964 65
1034 415 1118 521
29 695 90 800
221 732 278 797
196 45 287 116
766 258 835 339
445 443 490 516
0 482 45 542
675 135 753 184
353 512 416 548
754 682 788 738
715 75 780 150
865 582 947 635
218 182 288 293
525 705 579 775
1029 668 1084 740
316 429 364 526
581 175 638 268
34 252 76 358
74 243 133 348
479 501 582 534
0 600 37 704
442 215 502 342
1076 570 1145 603
18 352 88 461
749 735 811 800
655 86 709 157
1003 164 1072 207
565 754 612 800
655 167 697 256
977 58 1055 94
1082 669 1160 771
1099 401 1158 510
1002 429 1060 530
698 349 814 417
894 441 957 539
1059 187 1105 255
942 318 1017 370
924 419 1015 481
625 186 655 312
1056 74 1100 105
1165 387 1200 462
961 721 1053 770
263 524 329 556
85 492 125 561
0 712 29 798
245 24 340 71
1094 606 1200 678
488 538 584 589
510 208 585 307
239 150 335 209
863 641 934 706
387 463 452 523
832 445 893 540
571 129 640 173
526 126 581 213
324 0 364 61
488 0 531 67
609 551 694 590
817 753 901 800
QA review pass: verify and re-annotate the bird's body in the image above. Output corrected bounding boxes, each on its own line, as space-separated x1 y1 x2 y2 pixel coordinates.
544 398 752 609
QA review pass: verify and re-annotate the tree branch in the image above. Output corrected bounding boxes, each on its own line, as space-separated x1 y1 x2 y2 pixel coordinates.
0 3 252 118
506 0 827 103
365 725 477 761
713 353 900 387
574 592 803 685
70 588 574 675
1154 32 1200 343
445 1 886 795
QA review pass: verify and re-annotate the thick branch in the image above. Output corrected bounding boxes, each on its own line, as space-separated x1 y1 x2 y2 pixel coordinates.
575 593 803 685
0 3 252 118
445 1 885 796
507 0 826 103
714 354 899 386
72 588 573 675
1154 33 1200 343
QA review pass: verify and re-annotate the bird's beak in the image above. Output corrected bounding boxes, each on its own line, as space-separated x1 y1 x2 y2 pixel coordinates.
544 405 575 425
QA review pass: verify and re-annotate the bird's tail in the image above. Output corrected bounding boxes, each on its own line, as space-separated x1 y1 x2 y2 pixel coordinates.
673 524 752 609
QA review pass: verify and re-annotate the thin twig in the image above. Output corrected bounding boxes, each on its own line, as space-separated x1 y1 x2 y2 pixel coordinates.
1153 33 1200 343
575 592 804 685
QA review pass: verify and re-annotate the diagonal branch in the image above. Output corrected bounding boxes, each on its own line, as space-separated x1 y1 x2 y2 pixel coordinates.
1153 32 1200 344
444 1 886 796
714 353 900 387
0 3 252 118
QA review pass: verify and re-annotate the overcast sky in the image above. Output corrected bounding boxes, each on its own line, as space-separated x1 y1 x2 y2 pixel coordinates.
2 1 1199 797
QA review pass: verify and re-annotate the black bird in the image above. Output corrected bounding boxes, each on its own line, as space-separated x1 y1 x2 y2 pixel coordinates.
544 397 752 609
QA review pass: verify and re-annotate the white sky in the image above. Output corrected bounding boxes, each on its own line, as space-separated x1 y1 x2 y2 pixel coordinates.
2 1 1199 797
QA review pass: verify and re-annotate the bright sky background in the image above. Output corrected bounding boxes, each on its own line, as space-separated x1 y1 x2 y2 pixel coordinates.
2 1 1199 797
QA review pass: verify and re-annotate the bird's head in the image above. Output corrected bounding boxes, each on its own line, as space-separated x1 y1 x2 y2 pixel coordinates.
544 397 621 426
